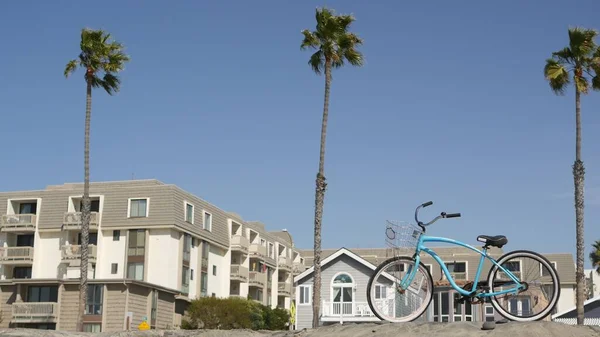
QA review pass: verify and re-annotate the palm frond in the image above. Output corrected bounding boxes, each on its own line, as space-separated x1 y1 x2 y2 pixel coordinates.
568 27 599 58
100 73 121 95
301 30 319 50
590 240 600 275
575 75 589 94
552 48 574 65
309 50 324 75
64 60 79 78
544 58 570 95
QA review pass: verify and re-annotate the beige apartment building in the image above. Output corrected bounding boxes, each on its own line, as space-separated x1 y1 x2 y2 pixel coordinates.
0 179 306 331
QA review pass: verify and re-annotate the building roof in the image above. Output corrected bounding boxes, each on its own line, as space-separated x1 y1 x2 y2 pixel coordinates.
552 294 600 319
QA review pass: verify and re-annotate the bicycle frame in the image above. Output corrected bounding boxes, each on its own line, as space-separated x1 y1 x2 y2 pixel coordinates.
398 234 525 298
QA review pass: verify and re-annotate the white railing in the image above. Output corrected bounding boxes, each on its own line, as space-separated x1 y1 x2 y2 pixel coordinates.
249 271 266 287
62 212 99 227
0 247 34 262
230 264 249 281
278 282 291 295
322 301 375 318
1 214 37 231
12 302 59 322
293 263 306 274
61 245 97 261
278 256 292 270
249 244 267 257
231 235 249 251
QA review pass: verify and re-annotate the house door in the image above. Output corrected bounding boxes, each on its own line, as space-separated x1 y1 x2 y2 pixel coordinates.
332 286 353 315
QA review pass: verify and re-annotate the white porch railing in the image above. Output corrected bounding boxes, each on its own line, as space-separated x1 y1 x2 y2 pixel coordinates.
12 302 59 322
0 214 36 231
231 235 249 252
321 301 375 318
249 243 267 257
62 212 99 229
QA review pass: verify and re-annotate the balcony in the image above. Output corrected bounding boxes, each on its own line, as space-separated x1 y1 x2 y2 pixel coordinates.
321 301 378 322
1 214 36 233
201 257 208 271
0 247 34 265
12 302 59 323
230 235 249 253
230 264 249 282
278 256 292 271
278 282 291 296
249 271 266 288
62 212 99 231
61 245 97 263
249 243 267 258
293 263 307 274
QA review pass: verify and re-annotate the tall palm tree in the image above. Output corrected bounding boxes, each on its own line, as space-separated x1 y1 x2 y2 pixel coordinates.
590 240 600 274
64 28 130 331
544 27 600 325
300 7 363 328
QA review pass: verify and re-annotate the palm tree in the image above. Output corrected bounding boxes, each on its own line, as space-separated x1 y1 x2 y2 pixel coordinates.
64 28 130 331
544 27 600 325
300 7 363 328
590 240 600 274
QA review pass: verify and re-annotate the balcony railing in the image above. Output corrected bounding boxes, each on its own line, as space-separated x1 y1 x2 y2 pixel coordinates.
249 271 266 288
62 212 99 230
278 256 292 271
230 264 249 282
231 235 249 252
201 257 208 271
181 283 189 295
12 302 59 323
1 214 36 232
61 245 97 262
449 272 467 280
0 247 34 264
249 243 267 258
278 282 291 296
322 301 375 319
293 263 306 274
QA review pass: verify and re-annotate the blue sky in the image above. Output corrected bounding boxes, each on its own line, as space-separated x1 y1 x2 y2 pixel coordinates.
1 1 600 267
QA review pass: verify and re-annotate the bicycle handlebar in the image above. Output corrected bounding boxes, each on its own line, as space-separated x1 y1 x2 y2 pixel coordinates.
414 201 461 230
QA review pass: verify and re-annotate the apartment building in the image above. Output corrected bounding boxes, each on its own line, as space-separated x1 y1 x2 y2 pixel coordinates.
0 179 305 332
293 247 576 329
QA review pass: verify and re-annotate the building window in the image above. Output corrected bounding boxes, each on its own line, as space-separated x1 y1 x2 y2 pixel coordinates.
27 286 58 302
375 284 387 299
445 262 467 280
213 265 217 276
185 202 194 224
128 229 146 256
13 267 32 279
201 271 208 296
86 285 103 315
268 243 274 258
150 290 158 326
190 269 194 280
541 261 557 277
424 264 433 274
19 202 37 214
111 263 118 274
183 234 192 262
112 230 120 241
83 324 101 333
299 286 311 304
202 241 209 259
129 198 148 217
127 262 144 281
502 261 521 278
182 266 190 293
203 211 212 231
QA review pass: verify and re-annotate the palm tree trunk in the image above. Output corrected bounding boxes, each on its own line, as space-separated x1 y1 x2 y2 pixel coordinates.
312 58 332 329
573 88 585 325
77 77 92 332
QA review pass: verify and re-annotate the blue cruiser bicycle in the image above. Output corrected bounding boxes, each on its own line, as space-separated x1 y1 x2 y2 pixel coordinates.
366 201 560 322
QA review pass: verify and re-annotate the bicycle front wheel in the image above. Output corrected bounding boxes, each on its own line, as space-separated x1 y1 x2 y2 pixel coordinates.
487 250 561 321
366 256 434 323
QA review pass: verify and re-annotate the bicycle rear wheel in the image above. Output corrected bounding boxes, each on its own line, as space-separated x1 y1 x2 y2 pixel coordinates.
366 256 434 322
487 250 560 321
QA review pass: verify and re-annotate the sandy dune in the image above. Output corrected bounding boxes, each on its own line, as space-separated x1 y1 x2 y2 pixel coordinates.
0 322 598 337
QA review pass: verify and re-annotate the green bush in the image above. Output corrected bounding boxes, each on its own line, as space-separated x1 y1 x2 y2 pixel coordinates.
182 297 290 330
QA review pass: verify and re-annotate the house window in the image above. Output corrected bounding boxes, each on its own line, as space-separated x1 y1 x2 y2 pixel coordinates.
111 263 118 274
79 199 100 212
299 286 311 304
201 271 208 296
202 241 209 258
213 265 217 276
129 198 148 217
445 262 467 280
127 262 144 281
86 285 103 315
19 202 37 214
182 266 190 293
203 211 212 231
83 324 101 333
128 229 146 256
501 261 521 278
185 203 194 224
375 284 387 299
13 267 32 279
112 230 120 241
541 261 557 277
424 264 433 274
27 286 58 302
183 234 191 262
190 269 194 280
268 243 274 258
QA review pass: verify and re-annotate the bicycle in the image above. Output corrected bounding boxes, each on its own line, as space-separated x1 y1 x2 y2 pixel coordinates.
366 201 560 323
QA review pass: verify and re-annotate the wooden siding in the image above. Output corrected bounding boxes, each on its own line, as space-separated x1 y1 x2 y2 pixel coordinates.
104 284 127 332
127 284 149 328
156 291 174 329
59 284 79 331
0 285 16 328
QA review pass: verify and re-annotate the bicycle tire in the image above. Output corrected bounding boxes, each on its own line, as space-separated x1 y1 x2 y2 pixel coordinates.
487 249 561 321
366 256 434 322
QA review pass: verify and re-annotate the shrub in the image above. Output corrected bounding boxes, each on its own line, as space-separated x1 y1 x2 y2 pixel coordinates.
183 297 290 331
